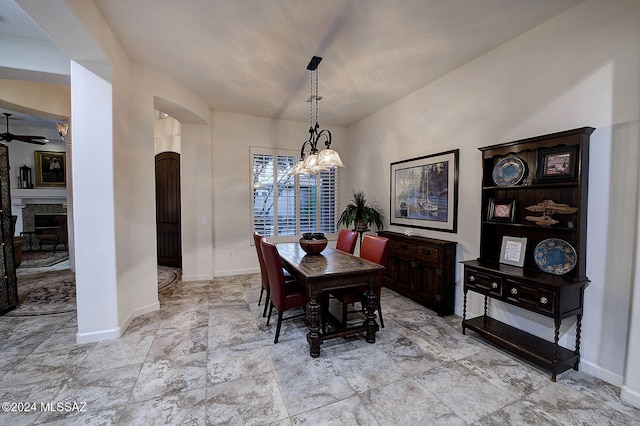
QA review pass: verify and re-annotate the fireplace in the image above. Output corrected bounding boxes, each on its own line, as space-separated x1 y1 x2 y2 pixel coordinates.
21 204 68 250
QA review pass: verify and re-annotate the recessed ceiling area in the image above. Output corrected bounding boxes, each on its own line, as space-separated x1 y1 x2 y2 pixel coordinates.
3 0 584 127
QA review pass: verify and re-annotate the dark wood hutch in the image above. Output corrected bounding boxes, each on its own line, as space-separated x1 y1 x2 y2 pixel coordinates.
462 127 594 381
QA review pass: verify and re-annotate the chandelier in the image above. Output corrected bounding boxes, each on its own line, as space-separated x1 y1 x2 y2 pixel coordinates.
292 56 345 175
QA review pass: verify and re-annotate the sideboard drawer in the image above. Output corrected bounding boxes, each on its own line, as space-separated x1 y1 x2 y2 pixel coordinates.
505 279 556 315
394 241 416 257
465 269 502 297
415 245 440 266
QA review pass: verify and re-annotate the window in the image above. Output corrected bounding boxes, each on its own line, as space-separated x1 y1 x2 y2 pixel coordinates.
252 147 337 239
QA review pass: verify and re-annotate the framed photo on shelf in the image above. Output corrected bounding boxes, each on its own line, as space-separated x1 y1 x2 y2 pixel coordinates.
536 145 579 183
500 236 527 267
390 149 459 233
487 199 516 222
35 151 66 187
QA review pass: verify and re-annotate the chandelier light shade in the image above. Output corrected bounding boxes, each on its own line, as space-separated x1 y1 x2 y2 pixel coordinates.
293 56 345 175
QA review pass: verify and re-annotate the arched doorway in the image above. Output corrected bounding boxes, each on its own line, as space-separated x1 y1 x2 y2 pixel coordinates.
155 152 182 267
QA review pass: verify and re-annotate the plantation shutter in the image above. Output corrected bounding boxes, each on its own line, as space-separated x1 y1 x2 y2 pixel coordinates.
251 147 338 238
319 168 337 234
276 155 297 236
252 152 275 236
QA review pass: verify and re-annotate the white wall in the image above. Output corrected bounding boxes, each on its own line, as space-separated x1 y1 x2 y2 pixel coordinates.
210 111 350 276
348 0 640 390
11 0 214 341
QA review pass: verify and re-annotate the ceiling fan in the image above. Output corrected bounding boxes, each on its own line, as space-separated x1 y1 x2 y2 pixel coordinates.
0 113 47 145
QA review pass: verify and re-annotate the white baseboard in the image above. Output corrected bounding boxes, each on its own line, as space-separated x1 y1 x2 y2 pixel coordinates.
131 301 159 318
75 301 159 344
621 385 640 409
76 327 121 344
213 268 258 278
181 273 214 282
579 359 624 387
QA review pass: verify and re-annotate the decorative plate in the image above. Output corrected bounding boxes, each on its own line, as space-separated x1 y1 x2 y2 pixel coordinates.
534 238 577 275
492 156 526 186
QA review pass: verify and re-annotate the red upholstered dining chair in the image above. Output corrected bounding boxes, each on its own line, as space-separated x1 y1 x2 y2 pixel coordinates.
253 232 292 317
261 239 309 344
335 229 358 254
331 234 390 328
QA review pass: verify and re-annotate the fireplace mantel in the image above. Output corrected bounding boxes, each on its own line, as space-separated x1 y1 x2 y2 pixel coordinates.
11 188 68 207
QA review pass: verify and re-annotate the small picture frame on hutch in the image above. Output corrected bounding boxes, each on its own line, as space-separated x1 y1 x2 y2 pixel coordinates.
536 145 579 183
487 199 516 222
499 236 527 267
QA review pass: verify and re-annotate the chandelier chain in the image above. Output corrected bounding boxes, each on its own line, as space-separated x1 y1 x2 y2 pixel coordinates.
315 68 319 126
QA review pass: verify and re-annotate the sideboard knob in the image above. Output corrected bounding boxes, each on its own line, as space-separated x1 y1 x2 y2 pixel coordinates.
540 296 548 304
491 282 498 289
468 275 475 282
510 287 518 295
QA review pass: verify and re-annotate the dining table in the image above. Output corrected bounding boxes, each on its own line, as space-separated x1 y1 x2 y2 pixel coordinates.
276 243 385 357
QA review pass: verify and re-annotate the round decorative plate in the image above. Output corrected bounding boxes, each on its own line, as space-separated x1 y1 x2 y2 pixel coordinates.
492 156 526 186
534 238 577 275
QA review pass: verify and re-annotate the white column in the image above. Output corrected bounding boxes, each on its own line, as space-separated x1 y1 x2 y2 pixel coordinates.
70 61 119 343
622 131 640 408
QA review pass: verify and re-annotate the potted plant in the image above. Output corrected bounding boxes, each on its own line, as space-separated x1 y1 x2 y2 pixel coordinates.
337 190 384 232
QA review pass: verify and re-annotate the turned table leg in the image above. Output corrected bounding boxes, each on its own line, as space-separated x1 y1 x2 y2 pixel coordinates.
306 296 322 358
364 289 379 343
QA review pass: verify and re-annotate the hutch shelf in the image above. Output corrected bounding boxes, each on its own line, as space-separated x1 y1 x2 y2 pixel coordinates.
462 127 593 381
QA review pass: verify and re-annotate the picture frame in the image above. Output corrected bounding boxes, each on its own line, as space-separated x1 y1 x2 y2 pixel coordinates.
536 145 579 183
487 199 516 222
390 149 459 232
35 151 66 187
500 236 527 267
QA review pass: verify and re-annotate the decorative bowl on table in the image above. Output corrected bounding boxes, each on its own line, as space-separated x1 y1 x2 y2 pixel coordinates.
299 233 328 254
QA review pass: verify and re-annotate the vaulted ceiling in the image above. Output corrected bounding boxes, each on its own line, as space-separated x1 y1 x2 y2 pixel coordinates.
2 0 584 127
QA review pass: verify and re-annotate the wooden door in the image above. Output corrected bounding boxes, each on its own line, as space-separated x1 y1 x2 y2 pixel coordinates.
155 152 182 267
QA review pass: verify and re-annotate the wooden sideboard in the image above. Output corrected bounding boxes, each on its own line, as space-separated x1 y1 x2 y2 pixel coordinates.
378 231 456 316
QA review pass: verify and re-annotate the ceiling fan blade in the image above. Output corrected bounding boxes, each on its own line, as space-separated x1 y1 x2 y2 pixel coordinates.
14 135 47 145
1 113 48 145
15 134 47 140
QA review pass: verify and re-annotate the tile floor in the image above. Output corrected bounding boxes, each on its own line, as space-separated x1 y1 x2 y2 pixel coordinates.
1 271 640 425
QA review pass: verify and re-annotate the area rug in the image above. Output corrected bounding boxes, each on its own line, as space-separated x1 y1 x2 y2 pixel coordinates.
158 266 181 291
19 250 69 268
3 267 181 317
4 269 76 316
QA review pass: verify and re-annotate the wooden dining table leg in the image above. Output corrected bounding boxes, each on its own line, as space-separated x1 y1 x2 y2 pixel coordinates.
364 275 379 343
306 293 322 357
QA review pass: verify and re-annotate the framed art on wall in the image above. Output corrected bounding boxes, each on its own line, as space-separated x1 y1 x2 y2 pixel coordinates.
35 151 66 187
390 149 459 232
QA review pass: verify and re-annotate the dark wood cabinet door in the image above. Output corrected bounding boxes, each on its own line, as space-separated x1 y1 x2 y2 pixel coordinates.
155 152 182 268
